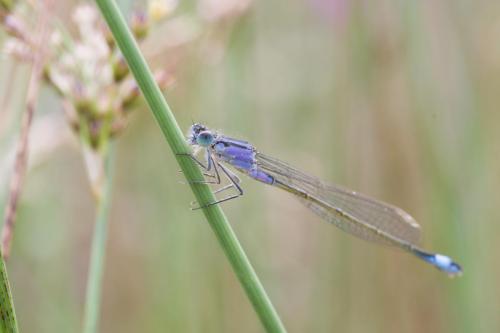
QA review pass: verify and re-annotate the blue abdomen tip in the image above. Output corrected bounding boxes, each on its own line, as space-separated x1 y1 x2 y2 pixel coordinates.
414 250 463 277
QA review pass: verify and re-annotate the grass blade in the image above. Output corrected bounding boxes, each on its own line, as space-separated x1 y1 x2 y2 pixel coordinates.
82 144 115 333
0 249 18 333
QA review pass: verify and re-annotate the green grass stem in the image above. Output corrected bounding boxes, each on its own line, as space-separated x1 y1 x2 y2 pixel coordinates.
0 249 18 333
94 1 286 332
82 144 115 333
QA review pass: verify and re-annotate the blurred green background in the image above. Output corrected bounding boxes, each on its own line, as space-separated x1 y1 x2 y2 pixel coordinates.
1 0 499 332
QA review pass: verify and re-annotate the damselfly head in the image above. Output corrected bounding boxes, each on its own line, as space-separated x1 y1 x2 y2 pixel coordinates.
188 123 215 147
187 123 206 144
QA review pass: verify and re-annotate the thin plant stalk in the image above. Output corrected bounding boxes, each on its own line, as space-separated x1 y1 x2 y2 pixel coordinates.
82 144 115 333
0 247 18 333
1 0 52 258
0 4 51 332
94 1 287 332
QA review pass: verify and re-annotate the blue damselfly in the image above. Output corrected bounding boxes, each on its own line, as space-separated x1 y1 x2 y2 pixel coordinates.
181 123 462 277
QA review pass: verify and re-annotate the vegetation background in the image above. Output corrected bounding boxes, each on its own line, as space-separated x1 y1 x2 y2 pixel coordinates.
0 0 498 332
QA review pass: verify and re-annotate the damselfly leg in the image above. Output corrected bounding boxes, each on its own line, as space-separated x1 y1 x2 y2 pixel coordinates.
191 160 244 210
176 151 220 183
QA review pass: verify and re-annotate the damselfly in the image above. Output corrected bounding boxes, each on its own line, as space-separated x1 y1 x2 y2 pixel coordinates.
181 123 462 277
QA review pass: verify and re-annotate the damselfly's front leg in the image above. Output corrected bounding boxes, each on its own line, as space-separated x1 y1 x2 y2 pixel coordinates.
191 162 243 210
177 150 220 183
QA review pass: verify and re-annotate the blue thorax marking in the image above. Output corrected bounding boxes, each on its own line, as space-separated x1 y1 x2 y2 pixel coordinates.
216 136 253 149
212 136 275 185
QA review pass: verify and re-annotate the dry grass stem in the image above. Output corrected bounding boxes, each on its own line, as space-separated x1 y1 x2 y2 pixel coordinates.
1 0 52 259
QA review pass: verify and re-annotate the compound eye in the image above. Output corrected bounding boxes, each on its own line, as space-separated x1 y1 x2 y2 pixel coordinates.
196 131 214 147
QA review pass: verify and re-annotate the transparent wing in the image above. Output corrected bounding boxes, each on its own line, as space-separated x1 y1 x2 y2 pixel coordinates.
256 153 421 247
